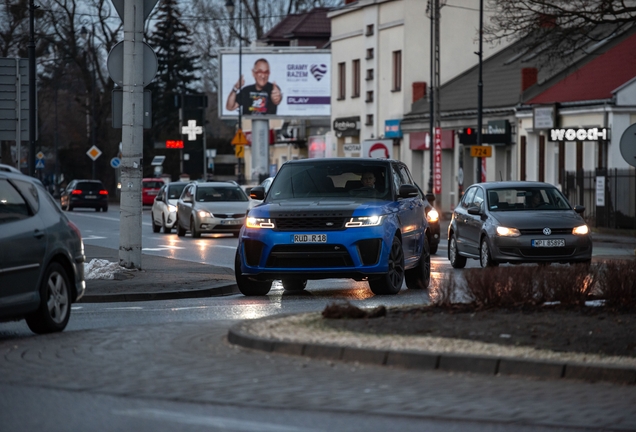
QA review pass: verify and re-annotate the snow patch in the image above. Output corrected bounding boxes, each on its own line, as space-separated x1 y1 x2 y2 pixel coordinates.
84 259 125 280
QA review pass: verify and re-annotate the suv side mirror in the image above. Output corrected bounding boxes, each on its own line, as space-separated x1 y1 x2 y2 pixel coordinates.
155 195 163 202
398 184 419 198
250 186 265 201
574 205 585 214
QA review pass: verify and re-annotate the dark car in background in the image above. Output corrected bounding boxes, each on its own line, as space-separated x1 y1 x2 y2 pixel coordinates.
236 158 431 296
60 179 109 212
448 181 592 268
142 178 165 206
0 170 85 333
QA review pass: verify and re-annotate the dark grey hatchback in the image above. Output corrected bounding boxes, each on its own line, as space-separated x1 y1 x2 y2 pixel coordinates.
448 181 592 268
0 171 86 333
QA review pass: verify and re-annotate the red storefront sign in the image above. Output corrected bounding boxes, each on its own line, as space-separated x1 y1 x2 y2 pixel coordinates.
434 127 442 194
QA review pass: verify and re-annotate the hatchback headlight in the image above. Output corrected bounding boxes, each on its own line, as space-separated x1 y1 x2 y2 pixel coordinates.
168 204 177 212
198 210 212 218
246 217 275 228
572 225 589 235
426 208 439 223
496 226 520 237
345 215 383 227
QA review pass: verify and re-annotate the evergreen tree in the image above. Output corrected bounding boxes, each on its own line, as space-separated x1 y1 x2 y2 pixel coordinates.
147 0 199 143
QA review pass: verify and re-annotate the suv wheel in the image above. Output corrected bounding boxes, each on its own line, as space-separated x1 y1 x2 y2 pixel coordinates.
405 236 431 290
368 236 404 295
25 262 71 334
162 215 171 234
480 238 499 268
449 234 467 269
235 251 272 296
152 214 161 233
282 279 307 291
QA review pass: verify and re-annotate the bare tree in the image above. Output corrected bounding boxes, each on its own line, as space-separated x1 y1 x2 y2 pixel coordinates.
485 0 636 66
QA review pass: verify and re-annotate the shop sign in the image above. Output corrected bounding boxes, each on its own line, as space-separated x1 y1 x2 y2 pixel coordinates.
384 119 402 138
333 116 360 137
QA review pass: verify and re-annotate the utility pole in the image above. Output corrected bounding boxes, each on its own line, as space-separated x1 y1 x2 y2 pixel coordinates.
28 0 37 177
119 0 145 269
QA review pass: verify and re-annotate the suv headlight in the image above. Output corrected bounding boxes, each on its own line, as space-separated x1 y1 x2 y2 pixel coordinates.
345 215 384 227
246 217 275 228
426 208 439 223
496 226 520 237
168 204 177 212
572 225 589 235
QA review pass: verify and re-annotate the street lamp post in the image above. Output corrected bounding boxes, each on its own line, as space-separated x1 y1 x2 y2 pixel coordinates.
81 25 97 180
225 0 244 184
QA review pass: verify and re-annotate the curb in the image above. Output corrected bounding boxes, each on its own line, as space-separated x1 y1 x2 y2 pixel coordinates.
228 320 636 386
79 283 239 303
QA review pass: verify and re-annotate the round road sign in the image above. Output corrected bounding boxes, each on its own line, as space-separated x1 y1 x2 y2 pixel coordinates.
619 123 636 168
110 157 121 169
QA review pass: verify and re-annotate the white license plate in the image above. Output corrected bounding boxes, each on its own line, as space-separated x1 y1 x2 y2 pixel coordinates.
221 219 242 225
84 195 96 199
532 239 565 247
293 234 327 243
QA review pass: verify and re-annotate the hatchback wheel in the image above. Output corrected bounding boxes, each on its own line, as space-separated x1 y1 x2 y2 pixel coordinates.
449 234 467 269
162 215 171 234
235 250 272 296
152 214 161 233
405 236 431 290
368 236 404 295
480 237 498 268
25 262 71 334
282 279 307 291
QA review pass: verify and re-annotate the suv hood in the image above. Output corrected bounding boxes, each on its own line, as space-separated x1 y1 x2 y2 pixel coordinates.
249 198 393 218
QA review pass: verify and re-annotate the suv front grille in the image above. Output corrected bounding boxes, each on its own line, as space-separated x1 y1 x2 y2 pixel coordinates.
266 244 353 268
274 217 346 231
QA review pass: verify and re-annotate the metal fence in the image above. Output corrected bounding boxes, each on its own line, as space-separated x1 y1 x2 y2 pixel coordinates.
563 168 636 230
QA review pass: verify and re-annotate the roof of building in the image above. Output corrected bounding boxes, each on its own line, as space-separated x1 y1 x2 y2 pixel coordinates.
259 8 331 45
528 32 636 104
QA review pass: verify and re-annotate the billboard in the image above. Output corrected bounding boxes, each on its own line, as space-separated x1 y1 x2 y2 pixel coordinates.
219 50 331 119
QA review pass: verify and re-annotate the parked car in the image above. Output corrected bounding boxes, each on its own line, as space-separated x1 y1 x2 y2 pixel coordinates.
0 163 22 174
236 158 432 296
60 179 109 212
142 178 165 206
176 181 251 238
448 181 592 268
0 170 85 333
151 181 188 233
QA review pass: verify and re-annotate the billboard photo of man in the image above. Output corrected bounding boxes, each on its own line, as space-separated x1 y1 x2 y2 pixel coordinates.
225 58 282 115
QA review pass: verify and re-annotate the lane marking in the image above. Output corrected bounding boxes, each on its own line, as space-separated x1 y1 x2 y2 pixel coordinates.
113 409 320 432
83 235 107 241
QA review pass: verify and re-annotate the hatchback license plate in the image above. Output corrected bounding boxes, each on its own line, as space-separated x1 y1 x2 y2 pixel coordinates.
293 234 327 243
532 239 565 247
84 195 96 199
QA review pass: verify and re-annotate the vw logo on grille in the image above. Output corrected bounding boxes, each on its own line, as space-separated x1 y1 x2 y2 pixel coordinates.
543 227 552 236
326 222 334 226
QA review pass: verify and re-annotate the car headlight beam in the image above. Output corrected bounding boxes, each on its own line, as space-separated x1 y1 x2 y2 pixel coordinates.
496 226 520 237
345 215 384 228
246 217 275 228
426 208 439 223
572 225 589 235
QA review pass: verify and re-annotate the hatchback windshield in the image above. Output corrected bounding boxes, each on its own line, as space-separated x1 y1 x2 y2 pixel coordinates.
487 187 571 211
267 162 391 200
196 186 248 202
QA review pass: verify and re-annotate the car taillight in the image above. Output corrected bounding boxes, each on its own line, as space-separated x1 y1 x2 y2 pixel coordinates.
99 190 108 195
71 190 82 195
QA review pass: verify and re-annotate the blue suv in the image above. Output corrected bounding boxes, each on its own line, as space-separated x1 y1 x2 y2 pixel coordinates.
234 158 431 296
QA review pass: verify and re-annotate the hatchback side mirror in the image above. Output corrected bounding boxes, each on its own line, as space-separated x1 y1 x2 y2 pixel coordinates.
467 205 482 215
183 196 193 203
574 205 585 214
155 196 163 202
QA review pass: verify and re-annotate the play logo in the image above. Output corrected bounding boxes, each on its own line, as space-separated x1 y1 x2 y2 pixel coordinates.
310 64 327 81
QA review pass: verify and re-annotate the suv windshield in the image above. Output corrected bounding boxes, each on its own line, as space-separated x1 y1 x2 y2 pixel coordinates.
487 187 571 211
267 161 390 201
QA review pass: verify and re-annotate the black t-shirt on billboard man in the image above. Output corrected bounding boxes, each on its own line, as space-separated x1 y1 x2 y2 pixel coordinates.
236 82 277 115
225 58 282 116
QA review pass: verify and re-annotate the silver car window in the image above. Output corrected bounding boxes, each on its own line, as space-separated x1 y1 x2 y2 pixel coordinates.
461 187 476 209
12 179 40 213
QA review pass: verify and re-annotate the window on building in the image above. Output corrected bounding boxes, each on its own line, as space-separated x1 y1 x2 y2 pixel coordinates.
366 48 374 59
338 62 346 100
366 24 374 36
352 59 360 98
392 50 402 91
365 91 374 103
365 114 374 125
366 68 374 81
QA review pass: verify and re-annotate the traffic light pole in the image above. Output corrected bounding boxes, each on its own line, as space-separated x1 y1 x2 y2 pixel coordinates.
476 0 484 183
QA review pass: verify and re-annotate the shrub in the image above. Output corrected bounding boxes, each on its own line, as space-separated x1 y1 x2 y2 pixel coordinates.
463 266 538 309
597 261 636 309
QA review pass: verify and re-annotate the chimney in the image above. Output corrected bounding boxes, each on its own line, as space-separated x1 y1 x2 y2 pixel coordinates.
412 82 427 103
521 68 538 91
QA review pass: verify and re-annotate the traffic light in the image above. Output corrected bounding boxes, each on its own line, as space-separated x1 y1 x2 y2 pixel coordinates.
459 127 477 145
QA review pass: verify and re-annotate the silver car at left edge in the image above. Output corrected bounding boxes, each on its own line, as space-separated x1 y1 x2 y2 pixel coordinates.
0 170 85 333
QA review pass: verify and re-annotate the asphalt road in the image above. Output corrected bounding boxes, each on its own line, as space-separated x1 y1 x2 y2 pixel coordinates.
1 205 635 431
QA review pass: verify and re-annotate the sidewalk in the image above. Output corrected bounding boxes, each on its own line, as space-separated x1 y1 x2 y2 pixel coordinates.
80 244 239 303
